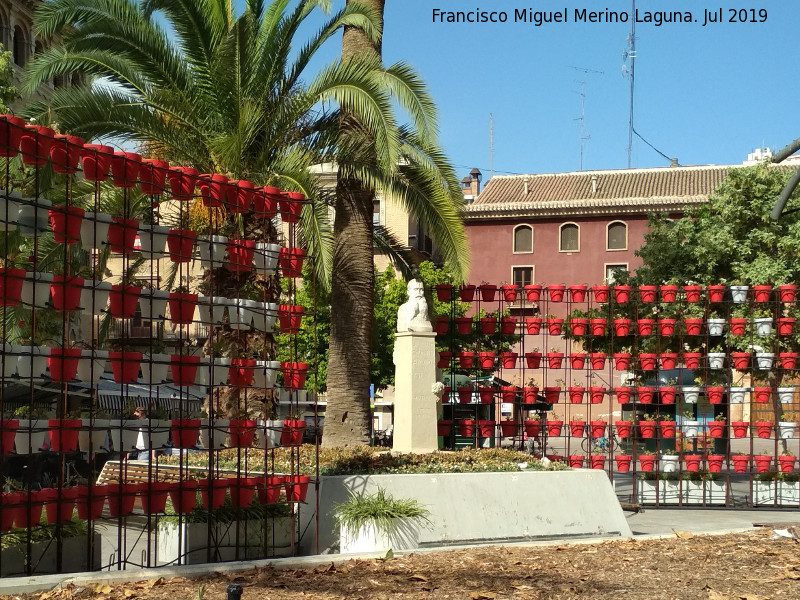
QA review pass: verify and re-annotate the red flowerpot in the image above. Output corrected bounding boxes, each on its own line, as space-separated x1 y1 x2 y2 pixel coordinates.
684 285 702 303
589 318 607 336
684 455 702 472
435 284 452 302
546 352 564 369
613 318 631 336
200 479 229 510
639 421 656 438
166 229 197 263
614 455 632 472
569 421 586 437
47 418 81 452
731 422 749 438
171 419 201 448
0 115 25 158
459 285 476 302
546 318 563 335
49 206 84 244
500 284 519 303
170 355 200 386
546 420 563 436
500 317 516 335
753 285 772 302
547 284 566 302
278 247 307 277
731 455 750 473
50 275 84 313
434 317 449 335
109 284 141 318
639 455 656 472
753 455 772 473
500 351 517 368
729 318 748 336
198 173 228 207
0 267 25 306
568 387 585 404
48 348 81 382
479 317 496 334
755 421 773 439
500 385 518 403
524 284 542 302
0 419 17 454
659 387 677 404
660 285 678 302
706 387 724 404
615 421 633 438
436 351 451 369
20 125 55 166
525 352 542 369
639 285 657 303
707 285 725 302
12 490 44 528
477 351 496 370
589 455 606 470
658 319 676 336
458 351 476 369
226 238 256 272
168 292 198 325
778 284 797 302
110 151 142 188
277 191 305 224
109 351 142 383
285 475 311 502
437 419 452 436
589 353 606 369
458 419 475 437
499 421 516 437
659 353 677 370
707 420 725 438
167 166 199 200
107 483 144 518
659 420 677 437
280 419 306 445
754 387 771 404
614 387 633 404
281 362 310 388
168 480 199 513
569 318 588 336
478 386 495 403
254 187 278 218
108 217 138 254
589 421 606 438
141 481 171 514
42 487 79 524
637 387 655 404
568 455 584 468
258 476 285 504
613 285 630 303
278 304 305 334
455 317 472 334
706 455 725 473
543 387 561 403
683 352 702 369
523 420 540 437
780 352 798 369
589 387 605 404
684 319 703 335
569 353 586 369
74 485 108 520
592 285 609 302
522 386 539 404
479 285 497 302
637 319 654 336
80 144 114 181
613 353 631 371
228 419 257 447
639 353 657 371
456 386 473 404
568 285 587 302
139 159 170 195
524 317 541 334
778 318 795 336
778 455 797 474
228 478 257 509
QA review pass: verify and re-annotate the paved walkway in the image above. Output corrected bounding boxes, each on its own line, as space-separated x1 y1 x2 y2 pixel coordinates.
625 507 800 536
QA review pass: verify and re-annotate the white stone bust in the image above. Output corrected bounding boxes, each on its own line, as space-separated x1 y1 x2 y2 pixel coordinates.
397 278 432 332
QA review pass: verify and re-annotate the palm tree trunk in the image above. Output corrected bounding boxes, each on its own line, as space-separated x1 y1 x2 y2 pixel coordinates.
323 0 385 447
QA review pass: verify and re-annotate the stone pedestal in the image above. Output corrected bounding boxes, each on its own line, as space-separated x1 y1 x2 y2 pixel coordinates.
392 331 438 453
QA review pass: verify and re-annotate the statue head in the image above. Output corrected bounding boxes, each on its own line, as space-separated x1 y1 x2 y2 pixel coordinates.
407 278 424 300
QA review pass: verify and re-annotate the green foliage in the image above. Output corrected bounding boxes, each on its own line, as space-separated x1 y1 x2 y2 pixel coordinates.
0 43 18 112
334 487 430 537
1 516 86 549
160 497 290 527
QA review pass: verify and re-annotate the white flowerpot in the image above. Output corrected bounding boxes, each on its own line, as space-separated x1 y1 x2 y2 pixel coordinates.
778 422 797 440
1 343 17 378
78 418 110 452
140 289 169 320
80 280 111 313
755 352 775 369
635 479 681 505
258 419 282 449
707 353 725 369
265 361 280 388
141 353 171 384
199 418 229 449
17 198 52 236
243 299 263 330
0 190 21 230
140 419 170 449
778 387 795 404
108 419 141 453
80 212 112 249
139 224 169 255
15 419 50 453
76 349 109 385
229 298 252 330
729 387 750 404
681 386 701 404
682 419 701 438
12 344 48 379
683 480 727 505
198 235 228 268
754 317 773 336
211 358 231 385
195 357 211 387
730 285 749 303
21 272 53 308
705 319 725 336
778 482 800 505
339 519 421 554
254 242 281 274
264 302 278 332
660 454 679 473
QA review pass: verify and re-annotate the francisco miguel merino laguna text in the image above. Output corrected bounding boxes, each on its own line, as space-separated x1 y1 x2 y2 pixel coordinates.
432 8 707 27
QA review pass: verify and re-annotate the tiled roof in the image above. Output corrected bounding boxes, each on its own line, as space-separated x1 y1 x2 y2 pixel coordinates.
464 165 737 219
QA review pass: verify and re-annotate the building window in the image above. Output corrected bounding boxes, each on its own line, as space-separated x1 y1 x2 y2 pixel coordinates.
512 225 533 254
559 223 580 252
373 199 380 226
512 266 534 289
607 221 627 251
13 26 27 67
605 264 628 284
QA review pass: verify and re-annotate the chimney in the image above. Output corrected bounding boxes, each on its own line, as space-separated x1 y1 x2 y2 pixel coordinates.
469 168 482 196
591 175 598 194
669 158 680 167
523 179 529 195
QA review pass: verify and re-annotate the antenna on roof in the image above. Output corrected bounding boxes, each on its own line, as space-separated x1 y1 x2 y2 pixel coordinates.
623 0 636 168
570 66 604 171
489 113 493 181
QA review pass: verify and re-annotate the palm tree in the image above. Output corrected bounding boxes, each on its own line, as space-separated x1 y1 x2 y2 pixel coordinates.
322 0 468 446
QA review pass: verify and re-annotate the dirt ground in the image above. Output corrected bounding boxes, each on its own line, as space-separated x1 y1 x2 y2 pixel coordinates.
5 530 800 600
